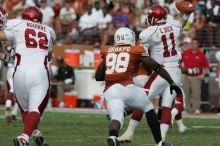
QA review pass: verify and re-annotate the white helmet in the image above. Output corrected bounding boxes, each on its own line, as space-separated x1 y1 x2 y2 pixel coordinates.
114 27 135 46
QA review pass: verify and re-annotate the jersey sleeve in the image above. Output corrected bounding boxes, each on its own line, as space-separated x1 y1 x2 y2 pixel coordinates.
133 45 149 57
4 19 23 40
167 19 182 28
139 27 157 49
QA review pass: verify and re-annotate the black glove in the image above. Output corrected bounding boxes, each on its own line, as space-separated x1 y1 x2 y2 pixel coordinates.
170 83 183 96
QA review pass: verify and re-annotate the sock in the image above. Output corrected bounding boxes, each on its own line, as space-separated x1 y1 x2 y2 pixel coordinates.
23 112 41 136
126 119 139 133
171 108 178 121
176 119 185 128
131 109 143 121
11 103 18 116
160 123 169 142
22 111 28 123
145 109 161 144
5 100 12 108
5 92 14 101
160 107 171 142
109 129 118 137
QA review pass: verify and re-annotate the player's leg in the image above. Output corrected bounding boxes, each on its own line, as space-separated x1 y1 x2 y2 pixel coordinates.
118 109 143 142
5 80 14 122
104 84 126 146
13 75 29 145
171 88 186 133
11 103 19 120
160 68 182 142
27 88 49 146
125 85 170 146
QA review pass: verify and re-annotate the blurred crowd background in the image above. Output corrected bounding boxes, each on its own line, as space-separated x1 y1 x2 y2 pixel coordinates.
0 0 219 112
0 0 219 47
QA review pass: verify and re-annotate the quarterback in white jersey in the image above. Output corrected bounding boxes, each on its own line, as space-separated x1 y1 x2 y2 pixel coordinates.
0 6 55 146
119 5 194 143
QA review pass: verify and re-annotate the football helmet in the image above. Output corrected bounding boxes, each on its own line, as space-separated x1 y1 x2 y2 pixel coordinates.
22 6 42 23
114 27 135 46
0 5 8 27
147 5 167 26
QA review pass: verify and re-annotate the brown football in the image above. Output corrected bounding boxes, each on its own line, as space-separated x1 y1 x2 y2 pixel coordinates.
175 0 194 14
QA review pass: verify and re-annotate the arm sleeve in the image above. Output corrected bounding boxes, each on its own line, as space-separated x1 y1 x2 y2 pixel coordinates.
4 19 22 40
203 54 209 68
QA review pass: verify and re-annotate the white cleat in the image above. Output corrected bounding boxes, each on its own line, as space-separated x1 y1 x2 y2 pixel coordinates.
118 130 133 143
178 125 187 133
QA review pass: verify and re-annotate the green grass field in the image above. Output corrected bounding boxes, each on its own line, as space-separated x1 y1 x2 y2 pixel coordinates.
0 109 220 146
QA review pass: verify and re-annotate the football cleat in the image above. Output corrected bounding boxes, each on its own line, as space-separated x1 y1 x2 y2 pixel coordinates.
162 142 172 146
12 115 17 121
13 136 29 146
107 136 120 146
32 130 48 146
118 130 133 143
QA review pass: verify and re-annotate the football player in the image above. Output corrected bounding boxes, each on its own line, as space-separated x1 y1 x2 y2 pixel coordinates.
118 4 195 143
95 27 183 146
0 6 55 146
0 5 18 123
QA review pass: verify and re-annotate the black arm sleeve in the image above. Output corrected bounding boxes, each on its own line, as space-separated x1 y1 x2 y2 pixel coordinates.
95 60 105 81
141 56 174 84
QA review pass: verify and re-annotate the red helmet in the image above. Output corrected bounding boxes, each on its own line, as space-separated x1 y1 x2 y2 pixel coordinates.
147 5 167 26
0 5 8 27
22 6 42 23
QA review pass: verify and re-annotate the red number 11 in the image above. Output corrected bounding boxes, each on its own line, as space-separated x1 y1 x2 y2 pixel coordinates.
162 32 177 58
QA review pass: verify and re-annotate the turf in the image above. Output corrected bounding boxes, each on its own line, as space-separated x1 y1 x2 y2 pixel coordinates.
0 110 220 146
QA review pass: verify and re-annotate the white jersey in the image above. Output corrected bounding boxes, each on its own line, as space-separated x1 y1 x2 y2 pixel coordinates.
4 19 56 66
139 19 182 67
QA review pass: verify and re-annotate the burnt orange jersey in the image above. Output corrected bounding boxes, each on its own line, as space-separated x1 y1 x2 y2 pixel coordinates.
101 45 149 89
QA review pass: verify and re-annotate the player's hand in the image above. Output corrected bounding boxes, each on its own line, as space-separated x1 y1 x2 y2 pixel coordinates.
188 67 199 75
170 83 182 96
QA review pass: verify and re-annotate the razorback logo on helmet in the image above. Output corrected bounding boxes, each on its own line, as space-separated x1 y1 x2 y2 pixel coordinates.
0 5 8 27
22 6 42 23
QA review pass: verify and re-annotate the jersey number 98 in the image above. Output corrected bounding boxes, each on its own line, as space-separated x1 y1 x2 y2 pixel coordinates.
106 52 130 74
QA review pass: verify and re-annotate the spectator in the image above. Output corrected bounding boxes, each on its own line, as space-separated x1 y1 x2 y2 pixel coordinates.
98 6 112 31
181 39 209 114
77 4 98 44
40 0 54 27
207 0 220 47
60 0 77 40
55 57 75 107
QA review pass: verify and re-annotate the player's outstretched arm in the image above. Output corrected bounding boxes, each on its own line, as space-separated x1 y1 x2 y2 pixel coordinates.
95 60 105 81
141 56 182 96
175 0 194 27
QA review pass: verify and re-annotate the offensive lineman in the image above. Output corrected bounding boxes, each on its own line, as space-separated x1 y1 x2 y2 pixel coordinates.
0 6 55 146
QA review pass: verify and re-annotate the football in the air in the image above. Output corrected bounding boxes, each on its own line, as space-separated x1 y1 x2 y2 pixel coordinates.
175 0 194 14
